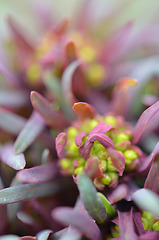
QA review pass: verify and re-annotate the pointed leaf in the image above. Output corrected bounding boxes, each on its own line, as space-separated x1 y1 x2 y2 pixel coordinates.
132 100 159 144
0 236 20 240
0 108 26 135
89 122 113 136
62 60 80 107
36 230 53 240
89 133 114 148
139 141 159 172
77 173 107 223
55 132 67 158
107 148 125 176
0 178 71 204
7 16 34 52
75 132 87 147
0 144 26 170
0 61 19 86
108 184 128 204
118 211 137 240
59 227 81 240
31 91 68 129
0 90 28 108
73 102 95 120
52 207 101 240
144 155 159 194
79 140 93 159
16 162 58 183
14 111 45 154
132 189 159 217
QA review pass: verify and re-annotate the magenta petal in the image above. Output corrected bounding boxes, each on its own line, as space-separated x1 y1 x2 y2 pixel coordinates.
0 144 26 170
89 133 114 149
89 122 113 136
52 207 101 240
16 162 58 183
75 132 88 147
144 155 159 194
73 102 96 120
107 148 125 176
55 132 67 159
132 100 159 144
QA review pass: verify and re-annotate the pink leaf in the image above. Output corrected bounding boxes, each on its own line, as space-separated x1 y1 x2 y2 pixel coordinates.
132 100 159 144
55 132 67 158
107 148 125 176
75 132 88 147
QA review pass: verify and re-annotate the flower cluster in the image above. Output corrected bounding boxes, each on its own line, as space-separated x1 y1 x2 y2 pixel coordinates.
0 0 159 240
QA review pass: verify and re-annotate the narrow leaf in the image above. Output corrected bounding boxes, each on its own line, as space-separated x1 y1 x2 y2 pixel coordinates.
0 61 19 86
73 102 95 120
132 188 159 217
0 144 26 170
36 230 53 240
0 108 26 135
0 178 71 204
89 133 114 148
31 91 68 129
0 236 20 240
144 155 159 194
14 111 45 154
16 162 58 183
132 100 159 144
52 207 101 240
62 60 80 107
75 132 87 147
0 90 28 108
77 173 107 223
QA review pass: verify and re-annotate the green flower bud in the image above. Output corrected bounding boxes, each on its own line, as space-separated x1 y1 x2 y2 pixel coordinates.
74 166 85 175
104 115 116 126
99 175 111 185
67 127 78 139
115 133 131 144
152 221 159 231
60 158 73 170
141 218 148 230
88 119 99 131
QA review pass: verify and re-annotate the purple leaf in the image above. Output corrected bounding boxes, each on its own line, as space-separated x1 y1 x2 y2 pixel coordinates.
73 102 95 120
133 212 145 236
0 90 28 108
62 60 80 108
108 184 128 204
79 140 94 159
144 155 159 194
0 61 19 86
138 231 159 240
107 148 125 176
14 111 45 154
89 122 113 136
75 132 88 147
118 211 137 240
0 108 26 135
132 100 159 144
52 207 101 240
0 144 26 170
59 227 81 240
16 162 58 183
55 132 67 158
31 91 68 129
138 141 159 172
89 133 114 149
132 189 159 217
0 178 71 204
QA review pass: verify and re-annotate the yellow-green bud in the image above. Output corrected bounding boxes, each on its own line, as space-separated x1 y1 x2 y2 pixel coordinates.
60 158 72 170
88 119 99 131
124 150 138 161
67 127 78 139
74 166 84 175
141 218 148 230
115 133 130 144
152 221 159 231
99 175 111 185
104 115 116 126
